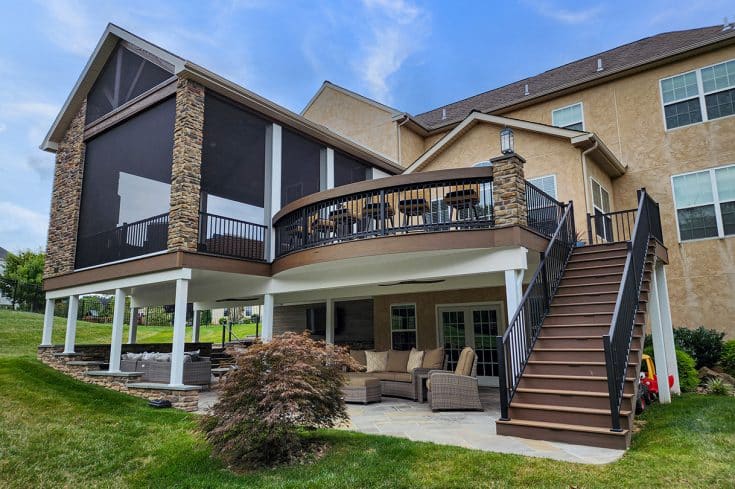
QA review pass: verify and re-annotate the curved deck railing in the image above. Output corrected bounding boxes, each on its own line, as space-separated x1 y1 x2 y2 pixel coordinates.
272 168 496 258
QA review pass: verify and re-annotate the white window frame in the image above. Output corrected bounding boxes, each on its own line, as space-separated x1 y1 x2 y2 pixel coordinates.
659 57 735 131
389 303 417 350
528 174 558 200
671 163 735 243
590 177 611 214
551 102 585 131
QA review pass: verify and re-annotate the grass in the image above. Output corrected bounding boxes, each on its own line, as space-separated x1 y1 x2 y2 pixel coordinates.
0 309 257 356
1 311 735 488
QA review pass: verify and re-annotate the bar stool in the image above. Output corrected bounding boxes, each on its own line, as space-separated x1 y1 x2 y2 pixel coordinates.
285 222 305 252
443 188 480 223
329 207 357 239
310 218 335 243
398 198 430 228
362 201 395 232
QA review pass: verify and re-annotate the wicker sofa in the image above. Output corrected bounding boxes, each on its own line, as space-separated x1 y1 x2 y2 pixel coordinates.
346 347 446 401
120 352 212 386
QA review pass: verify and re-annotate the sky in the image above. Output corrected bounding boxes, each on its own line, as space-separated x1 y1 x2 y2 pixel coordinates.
0 0 731 253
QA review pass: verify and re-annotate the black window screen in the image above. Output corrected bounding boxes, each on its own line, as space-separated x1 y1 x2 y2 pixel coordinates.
78 97 175 240
201 94 267 223
86 43 172 124
334 151 370 187
281 129 323 206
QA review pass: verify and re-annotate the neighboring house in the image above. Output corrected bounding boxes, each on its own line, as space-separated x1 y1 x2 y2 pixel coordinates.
0 246 11 307
39 24 689 450
304 24 735 339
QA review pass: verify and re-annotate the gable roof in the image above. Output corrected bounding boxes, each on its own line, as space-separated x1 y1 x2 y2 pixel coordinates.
414 25 735 131
41 24 404 175
301 81 402 117
404 112 625 176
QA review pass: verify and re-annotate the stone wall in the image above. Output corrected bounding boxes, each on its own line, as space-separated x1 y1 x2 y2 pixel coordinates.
38 346 200 412
37 342 214 362
491 153 528 227
44 102 87 278
168 77 205 252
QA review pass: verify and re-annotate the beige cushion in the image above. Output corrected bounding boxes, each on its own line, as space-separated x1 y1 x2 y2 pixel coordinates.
386 349 410 372
373 371 413 383
422 347 445 369
455 347 475 377
349 350 367 366
406 348 424 372
365 351 388 373
345 375 380 387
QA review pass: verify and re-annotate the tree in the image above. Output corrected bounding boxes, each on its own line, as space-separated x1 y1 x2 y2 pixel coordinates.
0 250 45 310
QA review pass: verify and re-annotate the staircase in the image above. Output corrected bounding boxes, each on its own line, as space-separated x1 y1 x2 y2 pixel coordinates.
496 242 656 449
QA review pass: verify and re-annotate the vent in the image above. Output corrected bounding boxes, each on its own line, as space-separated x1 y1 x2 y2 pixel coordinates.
596 58 604 72
441 108 447 120
724 17 733 31
524 83 529 96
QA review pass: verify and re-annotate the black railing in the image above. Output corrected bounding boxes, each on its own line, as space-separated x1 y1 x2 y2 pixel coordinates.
274 171 495 257
604 189 662 431
75 213 169 269
526 181 566 237
586 208 639 244
198 212 267 261
497 201 576 420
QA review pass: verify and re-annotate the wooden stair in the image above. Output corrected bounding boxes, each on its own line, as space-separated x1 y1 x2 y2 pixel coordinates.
496 242 655 450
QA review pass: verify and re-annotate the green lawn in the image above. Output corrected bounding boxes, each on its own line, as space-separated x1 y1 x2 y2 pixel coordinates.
1 311 734 488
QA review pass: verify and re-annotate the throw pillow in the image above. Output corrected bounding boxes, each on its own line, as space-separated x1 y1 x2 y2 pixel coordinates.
365 351 388 373
406 348 424 372
349 350 368 372
386 349 410 372
422 347 445 369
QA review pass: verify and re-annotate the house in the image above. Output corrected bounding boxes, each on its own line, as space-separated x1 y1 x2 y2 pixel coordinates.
37 23 691 450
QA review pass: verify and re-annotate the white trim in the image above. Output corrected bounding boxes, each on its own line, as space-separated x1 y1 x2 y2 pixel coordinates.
266 123 282 261
389 303 417 350
45 268 193 299
41 299 55 346
261 293 274 342
63 295 79 354
551 102 585 131
326 147 335 189
108 288 126 372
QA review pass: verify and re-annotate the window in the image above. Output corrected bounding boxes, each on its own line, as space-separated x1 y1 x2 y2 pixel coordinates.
672 165 735 241
552 103 584 130
660 59 735 130
528 174 557 199
591 178 613 241
390 304 416 351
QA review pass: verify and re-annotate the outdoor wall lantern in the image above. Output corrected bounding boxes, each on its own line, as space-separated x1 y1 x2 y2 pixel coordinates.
500 127 514 155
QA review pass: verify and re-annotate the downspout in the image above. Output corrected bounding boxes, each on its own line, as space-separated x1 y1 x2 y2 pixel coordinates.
396 114 410 166
581 139 598 229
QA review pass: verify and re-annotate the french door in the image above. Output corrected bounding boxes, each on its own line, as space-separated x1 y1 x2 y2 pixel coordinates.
438 304 503 387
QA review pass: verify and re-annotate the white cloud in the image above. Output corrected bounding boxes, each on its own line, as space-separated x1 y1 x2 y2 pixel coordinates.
38 0 100 56
0 123 6 133
2 101 59 121
357 0 430 104
523 0 603 24
0 202 48 250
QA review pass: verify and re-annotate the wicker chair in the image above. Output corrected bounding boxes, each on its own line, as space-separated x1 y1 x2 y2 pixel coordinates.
427 347 482 411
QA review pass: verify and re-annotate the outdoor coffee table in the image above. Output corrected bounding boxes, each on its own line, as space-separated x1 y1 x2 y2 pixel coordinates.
343 376 381 404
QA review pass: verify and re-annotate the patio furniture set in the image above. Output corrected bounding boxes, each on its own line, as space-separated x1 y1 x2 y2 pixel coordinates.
343 346 483 411
120 351 212 386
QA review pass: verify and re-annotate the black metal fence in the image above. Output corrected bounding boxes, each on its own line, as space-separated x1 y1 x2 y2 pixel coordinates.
497 201 576 420
274 174 495 257
197 212 267 261
0 277 44 313
526 181 566 237
604 189 662 431
586 209 639 245
75 213 169 269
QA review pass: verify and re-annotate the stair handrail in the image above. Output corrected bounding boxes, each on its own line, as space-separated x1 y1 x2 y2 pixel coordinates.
604 188 662 431
497 201 576 421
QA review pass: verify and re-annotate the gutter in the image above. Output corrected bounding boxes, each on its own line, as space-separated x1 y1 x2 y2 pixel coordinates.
394 113 411 165
580 140 598 219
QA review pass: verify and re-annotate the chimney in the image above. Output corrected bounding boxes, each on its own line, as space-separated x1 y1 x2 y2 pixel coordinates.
524 83 529 96
441 108 447 120
596 58 604 72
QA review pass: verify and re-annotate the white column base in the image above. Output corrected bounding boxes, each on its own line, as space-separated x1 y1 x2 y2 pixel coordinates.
108 288 126 373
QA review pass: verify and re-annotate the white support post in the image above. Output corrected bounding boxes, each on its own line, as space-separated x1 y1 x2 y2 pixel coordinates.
504 269 523 325
655 263 680 394
325 298 335 344
326 148 335 190
108 288 126 373
261 293 274 342
265 123 282 261
169 279 189 386
128 306 139 344
63 295 79 354
41 298 55 346
648 266 672 403
192 310 201 343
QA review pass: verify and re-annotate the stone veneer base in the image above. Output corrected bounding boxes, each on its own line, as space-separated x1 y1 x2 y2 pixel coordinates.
37 345 201 412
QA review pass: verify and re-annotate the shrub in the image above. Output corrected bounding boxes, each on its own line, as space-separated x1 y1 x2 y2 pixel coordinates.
721 340 735 377
673 327 724 369
676 349 699 393
201 332 357 468
705 378 732 396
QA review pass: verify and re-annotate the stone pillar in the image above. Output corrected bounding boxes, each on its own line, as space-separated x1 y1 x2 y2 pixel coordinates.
168 78 205 252
41 298 55 346
169 278 190 386
64 295 79 354
128 306 139 344
109 288 126 373
491 153 527 227
44 102 87 278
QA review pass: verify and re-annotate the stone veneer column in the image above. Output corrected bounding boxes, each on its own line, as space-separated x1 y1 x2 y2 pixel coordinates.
168 78 205 252
44 102 87 277
491 153 527 227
